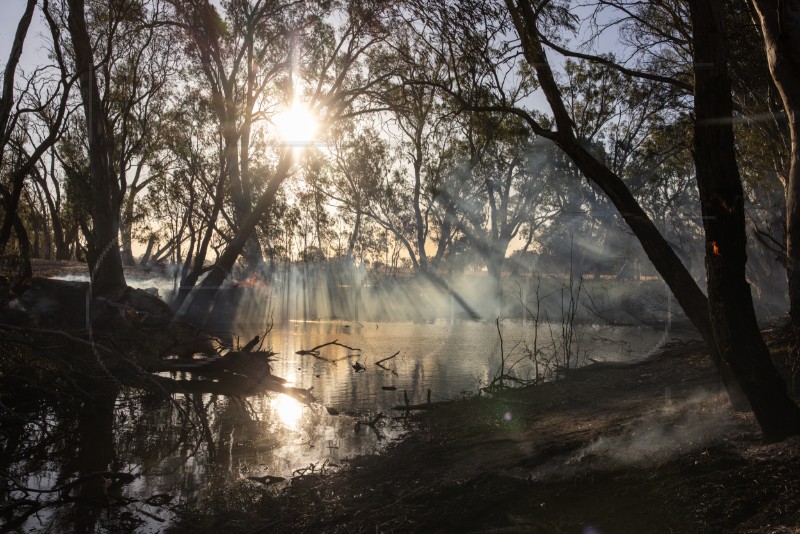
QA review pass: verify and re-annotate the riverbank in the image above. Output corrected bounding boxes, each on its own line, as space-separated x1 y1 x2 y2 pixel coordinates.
173 327 800 533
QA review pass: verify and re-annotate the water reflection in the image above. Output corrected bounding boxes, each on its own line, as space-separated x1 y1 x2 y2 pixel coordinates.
272 395 303 430
1 383 401 532
1 319 668 531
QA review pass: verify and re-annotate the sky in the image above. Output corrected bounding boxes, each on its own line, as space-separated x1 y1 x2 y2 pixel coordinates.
0 0 48 69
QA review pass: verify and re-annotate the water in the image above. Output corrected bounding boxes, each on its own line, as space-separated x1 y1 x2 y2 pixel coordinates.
6 269 676 531
4 318 671 532
261 319 669 413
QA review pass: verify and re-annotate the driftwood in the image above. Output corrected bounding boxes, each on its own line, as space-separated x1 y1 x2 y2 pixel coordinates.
296 339 361 363
292 460 331 478
155 349 275 378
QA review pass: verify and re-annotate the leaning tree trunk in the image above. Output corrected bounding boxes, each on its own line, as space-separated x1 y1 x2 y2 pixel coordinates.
178 152 295 323
690 0 800 441
504 0 747 409
66 0 126 296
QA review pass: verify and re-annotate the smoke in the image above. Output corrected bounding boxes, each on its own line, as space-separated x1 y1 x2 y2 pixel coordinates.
52 272 177 296
521 389 736 482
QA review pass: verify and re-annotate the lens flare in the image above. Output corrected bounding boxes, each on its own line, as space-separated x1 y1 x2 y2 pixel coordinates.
274 102 318 146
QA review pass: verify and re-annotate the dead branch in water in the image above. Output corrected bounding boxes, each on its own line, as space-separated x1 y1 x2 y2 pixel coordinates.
375 351 399 366
295 339 361 356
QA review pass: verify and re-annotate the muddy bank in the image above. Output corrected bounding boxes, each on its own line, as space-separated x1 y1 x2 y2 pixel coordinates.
173 329 800 533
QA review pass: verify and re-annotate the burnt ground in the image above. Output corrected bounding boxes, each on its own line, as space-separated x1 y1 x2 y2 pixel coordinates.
173 329 800 533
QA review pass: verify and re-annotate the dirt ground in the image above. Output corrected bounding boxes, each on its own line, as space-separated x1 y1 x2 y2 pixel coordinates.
170 327 800 533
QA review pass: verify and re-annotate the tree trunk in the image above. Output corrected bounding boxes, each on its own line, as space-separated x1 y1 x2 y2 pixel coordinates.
487 238 510 298
690 0 800 441
39 166 70 261
66 0 126 296
139 234 156 267
505 0 748 409
11 211 32 277
347 209 362 260
749 0 800 342
412 126 429 272
178 152 295 323
0 0 36 159
120 192 136 266
0 176 24 254
171 171 227 310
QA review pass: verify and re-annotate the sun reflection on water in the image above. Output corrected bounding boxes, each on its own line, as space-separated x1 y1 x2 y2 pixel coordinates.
272 394 303 430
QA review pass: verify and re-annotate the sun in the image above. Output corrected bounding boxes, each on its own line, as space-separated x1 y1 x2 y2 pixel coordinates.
271 393 303 430
274 102 318 146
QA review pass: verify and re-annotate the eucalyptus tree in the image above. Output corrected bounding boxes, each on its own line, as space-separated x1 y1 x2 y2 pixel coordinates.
364 32 461 275
27 144 81 261
167 0 309 272
459 113 562 291
291 153 334 260
748 0 800 345
404 0 713 332
0 0 38 268
112 18 178 267
157 92 230 304
687 0 800 438
60 0 176 294
0 0 75 276
325 124 389 261
177 0 396 323
395 0 800 433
